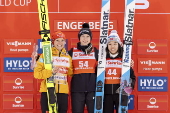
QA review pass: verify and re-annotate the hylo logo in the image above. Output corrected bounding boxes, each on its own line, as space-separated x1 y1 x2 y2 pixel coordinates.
140 79 166 86
6 60 30 67
140 60 165 66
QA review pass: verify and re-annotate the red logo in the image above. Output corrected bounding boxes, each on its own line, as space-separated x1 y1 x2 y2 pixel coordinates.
3 94 33 109
55 58 69 63
74 53 79 57
137 39 168 55
138 95 168 110
107 61 122 65
3 76 33 91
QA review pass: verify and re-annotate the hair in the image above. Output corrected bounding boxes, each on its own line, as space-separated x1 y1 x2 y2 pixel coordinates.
78 23 92 40
106 43 123 58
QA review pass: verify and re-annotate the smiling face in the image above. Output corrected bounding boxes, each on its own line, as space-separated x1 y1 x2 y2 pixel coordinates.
108 41 119 54
53 38 66 51
79 34 91 46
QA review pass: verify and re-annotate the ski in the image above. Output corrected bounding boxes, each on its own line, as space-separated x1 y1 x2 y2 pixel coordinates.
94 0 110 112
118 0 136 113
37 0 57 113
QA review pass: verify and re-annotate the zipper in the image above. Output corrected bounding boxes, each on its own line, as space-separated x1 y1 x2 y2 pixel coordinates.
112 84 113 94
58 51 61 93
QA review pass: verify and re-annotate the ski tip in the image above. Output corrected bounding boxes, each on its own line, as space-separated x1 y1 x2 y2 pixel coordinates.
82 23 90 28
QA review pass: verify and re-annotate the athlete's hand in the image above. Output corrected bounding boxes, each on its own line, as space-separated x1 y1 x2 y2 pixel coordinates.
124 86 133 95
130 59 134 68
52 66 60 74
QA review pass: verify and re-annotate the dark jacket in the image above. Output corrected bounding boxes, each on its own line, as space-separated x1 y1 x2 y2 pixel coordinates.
68 46 98 92
104 53 136 94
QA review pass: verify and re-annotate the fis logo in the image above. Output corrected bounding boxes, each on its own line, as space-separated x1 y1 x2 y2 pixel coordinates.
37 39 68 54
38 39 43 54
138 76 168 92
135 0 150 9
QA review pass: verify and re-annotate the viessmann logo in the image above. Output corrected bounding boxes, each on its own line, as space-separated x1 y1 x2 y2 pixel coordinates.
4 39 34 54
135 0 150 9
138 58 167 73
140 60 165 66
7 41 32 47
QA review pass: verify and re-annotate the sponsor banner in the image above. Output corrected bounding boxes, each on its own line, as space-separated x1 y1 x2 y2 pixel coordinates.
54 20 117 31
0 58 0 72
138 76 168 92
38 39 68 54
4 57 32 72
5 0 170 13
37 94 41 109
4 111 33 113
4 39 34 54
3 76 33 91
71 38 99 49
0 39 2 53
138 58 167 73
137 39 168 55
3 110 33 113
72 52 95 60
138 95 168 110
3 94 33 109
0 0 37 12
135 0 170 13
0 0 58 12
